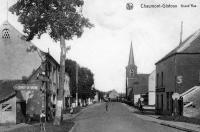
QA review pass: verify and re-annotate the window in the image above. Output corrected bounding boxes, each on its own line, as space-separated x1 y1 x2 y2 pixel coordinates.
130 69 134 77
161 72 164 87
2 28 10 39
2 104 12 111
156 73 159 87
156 95 159 108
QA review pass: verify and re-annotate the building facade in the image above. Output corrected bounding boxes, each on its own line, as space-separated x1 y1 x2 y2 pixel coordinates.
0 21 66 123
155 29 200 115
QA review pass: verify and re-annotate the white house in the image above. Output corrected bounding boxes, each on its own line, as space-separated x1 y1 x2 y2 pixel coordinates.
148 70 156 105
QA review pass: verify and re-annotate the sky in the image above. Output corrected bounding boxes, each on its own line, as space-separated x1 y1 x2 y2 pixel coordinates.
1 0 200 93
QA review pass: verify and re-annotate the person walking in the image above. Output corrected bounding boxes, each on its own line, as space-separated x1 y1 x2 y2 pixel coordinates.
105 100 109 111
138 98 143 113
70 106 74 116
40 110 46 132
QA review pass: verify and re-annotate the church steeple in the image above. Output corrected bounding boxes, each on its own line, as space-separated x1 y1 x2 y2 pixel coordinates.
126 41 138 100
128 41 135 65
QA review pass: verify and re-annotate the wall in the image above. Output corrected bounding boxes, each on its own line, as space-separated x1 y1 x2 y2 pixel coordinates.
148 70 156 105
156 56 176 114
156 54 200 114
0 96 16 124
176 54 200 94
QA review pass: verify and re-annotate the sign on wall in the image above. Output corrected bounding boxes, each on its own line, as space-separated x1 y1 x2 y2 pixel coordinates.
14 83 43 115
172 92 180 100
176 75 183 84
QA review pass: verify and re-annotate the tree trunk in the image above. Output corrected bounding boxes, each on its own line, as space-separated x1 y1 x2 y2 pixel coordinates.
54 35 66 125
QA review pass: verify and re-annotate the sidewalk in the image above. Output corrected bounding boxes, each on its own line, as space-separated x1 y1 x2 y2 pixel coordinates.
123 103 200 132
64 102 103 120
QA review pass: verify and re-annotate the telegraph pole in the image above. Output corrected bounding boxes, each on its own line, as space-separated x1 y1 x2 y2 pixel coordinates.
76 63 79 107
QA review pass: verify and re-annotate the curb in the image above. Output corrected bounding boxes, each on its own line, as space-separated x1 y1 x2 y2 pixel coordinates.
69 122 78 132
160 122 200 132
122 103 200 132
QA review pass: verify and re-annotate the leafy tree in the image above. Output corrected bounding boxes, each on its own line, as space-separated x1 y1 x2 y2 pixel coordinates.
9 0 93 125
78 67 95 99
65 59 95 99
65 59 77 97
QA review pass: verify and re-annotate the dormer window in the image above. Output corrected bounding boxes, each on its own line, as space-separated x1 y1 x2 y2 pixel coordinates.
2 28 10 39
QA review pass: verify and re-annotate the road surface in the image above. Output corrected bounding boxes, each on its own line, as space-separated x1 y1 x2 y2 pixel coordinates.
72 102 183 132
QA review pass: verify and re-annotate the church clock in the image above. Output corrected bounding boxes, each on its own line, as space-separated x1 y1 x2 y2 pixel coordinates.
130 69 135 76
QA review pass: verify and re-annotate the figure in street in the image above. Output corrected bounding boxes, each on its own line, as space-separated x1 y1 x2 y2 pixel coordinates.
40 110 46 132
70 105 74 116
106 102 108 111
138 98 143 113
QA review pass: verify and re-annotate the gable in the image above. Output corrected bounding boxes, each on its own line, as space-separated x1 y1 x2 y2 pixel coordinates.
156 29 200 64
0 21 42 80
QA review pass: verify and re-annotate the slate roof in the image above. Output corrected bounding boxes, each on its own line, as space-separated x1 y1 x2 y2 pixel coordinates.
156 29 200 64
0 80 24 103
132 74 149 94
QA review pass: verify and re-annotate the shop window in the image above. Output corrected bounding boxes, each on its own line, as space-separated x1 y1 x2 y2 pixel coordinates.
2 104 12 111
2 28 10 39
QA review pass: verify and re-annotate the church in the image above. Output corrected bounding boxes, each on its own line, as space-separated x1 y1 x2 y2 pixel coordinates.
125 42 149 105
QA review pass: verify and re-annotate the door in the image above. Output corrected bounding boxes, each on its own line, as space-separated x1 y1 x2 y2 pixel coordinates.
161 94 163 113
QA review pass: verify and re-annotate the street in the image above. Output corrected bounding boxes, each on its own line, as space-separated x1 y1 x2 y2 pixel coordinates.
71 102 184 132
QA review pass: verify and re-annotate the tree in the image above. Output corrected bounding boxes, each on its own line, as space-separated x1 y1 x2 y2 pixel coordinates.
9 0 93 125
78 67 95 99
65 59 95 99
65 59 78 97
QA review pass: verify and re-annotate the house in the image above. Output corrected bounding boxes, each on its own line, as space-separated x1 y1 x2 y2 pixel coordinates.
108 89 119 101
155 28 200 115
0 80 22 124
0 21 62 123
126 42 149 105
148 70 156 105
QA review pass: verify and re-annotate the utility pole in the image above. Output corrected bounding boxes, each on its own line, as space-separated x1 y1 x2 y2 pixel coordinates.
76 63 79 107
179 21 183 45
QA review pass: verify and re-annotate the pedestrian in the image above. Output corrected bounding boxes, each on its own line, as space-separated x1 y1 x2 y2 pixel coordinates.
138 98 143 113
105 101 109 111
40 110 46 132
70 106 73 116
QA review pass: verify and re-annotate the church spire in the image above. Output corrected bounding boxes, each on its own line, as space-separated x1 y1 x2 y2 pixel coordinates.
128 41 135 65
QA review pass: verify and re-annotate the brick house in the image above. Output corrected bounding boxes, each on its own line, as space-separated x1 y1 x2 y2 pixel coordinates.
155 29 200 115
126 43 149 105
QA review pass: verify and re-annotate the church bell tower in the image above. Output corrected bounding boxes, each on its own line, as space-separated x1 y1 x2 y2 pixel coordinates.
126 42 137 99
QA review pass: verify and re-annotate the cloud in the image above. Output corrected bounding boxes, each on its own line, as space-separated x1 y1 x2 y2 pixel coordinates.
84 0 133 30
